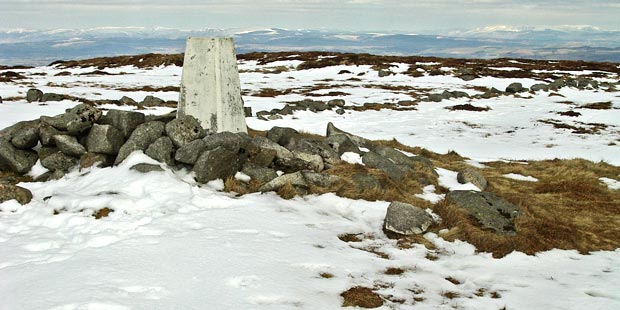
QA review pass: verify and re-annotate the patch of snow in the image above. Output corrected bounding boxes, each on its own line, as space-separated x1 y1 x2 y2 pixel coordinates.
436 168 481 191
503 173 539 182
235 172 251 183
340 152 364 165
465 159 488 169
415 185 445 204
600 177 620 190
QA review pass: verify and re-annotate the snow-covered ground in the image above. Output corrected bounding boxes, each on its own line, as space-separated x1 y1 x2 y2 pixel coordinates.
1 56 620 309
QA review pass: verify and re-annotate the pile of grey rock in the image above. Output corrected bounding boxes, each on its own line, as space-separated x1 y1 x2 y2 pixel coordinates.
256 98 347 120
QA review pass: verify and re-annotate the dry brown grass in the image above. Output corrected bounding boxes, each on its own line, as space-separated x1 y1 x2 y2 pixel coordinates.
340 287 384 308
276 182 299 200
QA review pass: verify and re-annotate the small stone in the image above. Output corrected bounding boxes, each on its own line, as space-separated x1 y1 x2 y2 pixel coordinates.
53 135 86 156
41 152 78 172
335 108 345 115
244 107 253 117
39 124 61 146
165 115 205 148
26 89 43 102
86 124 125 155
258 171 307 192
384 201 433 235
130 163 165 173
457 168 487 190
327 99 345 108
0 184 33 205
378 70 392 77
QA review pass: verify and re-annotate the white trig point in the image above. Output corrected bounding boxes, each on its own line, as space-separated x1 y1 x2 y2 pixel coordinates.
178 37 248 133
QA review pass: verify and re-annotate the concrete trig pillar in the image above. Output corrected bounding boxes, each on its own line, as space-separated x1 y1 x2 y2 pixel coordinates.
178 37 247 133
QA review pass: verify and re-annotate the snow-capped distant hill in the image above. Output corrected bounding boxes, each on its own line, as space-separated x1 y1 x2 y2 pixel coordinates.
1 27 620 65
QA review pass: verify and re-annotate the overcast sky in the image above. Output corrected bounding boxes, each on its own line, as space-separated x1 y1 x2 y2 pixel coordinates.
1 0 619 33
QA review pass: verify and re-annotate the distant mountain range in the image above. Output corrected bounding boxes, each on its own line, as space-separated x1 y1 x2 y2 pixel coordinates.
1 26 620 66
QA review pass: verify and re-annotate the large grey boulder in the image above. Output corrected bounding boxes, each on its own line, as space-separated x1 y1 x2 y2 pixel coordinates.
175 139 208 165
115 121 165 164
119 96 137 105
362 151 411 182
0 184 33 205
273 156 315 173
266 126 300 146
53 135 86 157
41 103 102 134
291 151 324 172
86 124 125 155
102 110 145 138
241 163 278 184
0 119 39 142
505 82 524 93
457 168 487 190
0 138 38 174
384 201 433 235
11 126 39 149
325 134 359 156
37 146 59 161
193 146 242 183
446 190 521 235
165 115 205 148
41 152 78 172
288 138 340 167
141 95 165 107
203 131 249 152
253 136 293 159
145 136 175 166
374 146 414 166
326 122 369 148
246 139 277 167
352 173 381 192
26 89 43 102
301 171 340 187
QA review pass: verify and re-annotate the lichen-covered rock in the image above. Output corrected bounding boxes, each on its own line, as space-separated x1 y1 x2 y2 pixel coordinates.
326 122 369 148
10 126 39 149
86 124 125 155
203 131 249 152
0 184 33 205
0 119 39 142
0 138 38 174
301 171 340 187
352 173 381 192
446 190 521 235
115 121 166 164
38 124 62 146
288 138 340 167
274 156 315 173
193 146 242 183
53 135 86 156
165 115 205 148
362 151 411 182
102 109 145 138
384 201 433 235
292 151 324 172
41 103 102 134
145 136 175 166
26 88 43 102
41 152 78 172
457 168 487 190
241 163 278 184
41 93 65 102
175 139 208 165
251 136 293 160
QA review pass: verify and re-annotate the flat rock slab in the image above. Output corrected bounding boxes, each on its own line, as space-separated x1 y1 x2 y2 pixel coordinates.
446 190 521 235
